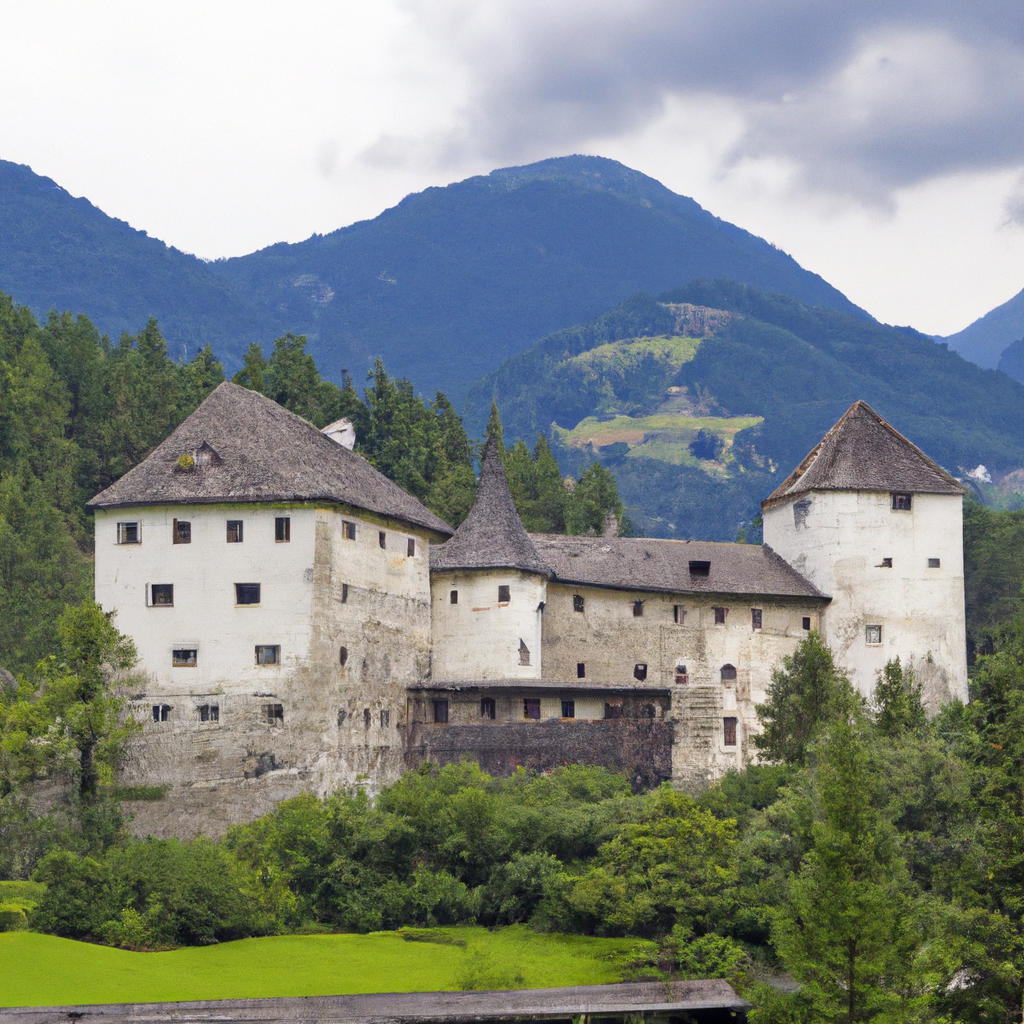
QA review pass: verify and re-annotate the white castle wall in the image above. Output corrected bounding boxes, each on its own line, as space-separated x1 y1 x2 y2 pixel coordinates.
763 490 968 706
430 569 547 680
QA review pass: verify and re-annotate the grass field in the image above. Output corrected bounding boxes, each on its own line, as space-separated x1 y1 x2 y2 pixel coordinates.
0 927 655 1007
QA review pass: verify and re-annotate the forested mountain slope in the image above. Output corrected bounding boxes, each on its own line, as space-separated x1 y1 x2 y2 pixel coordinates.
943 283 1024 372
470 281 1024 539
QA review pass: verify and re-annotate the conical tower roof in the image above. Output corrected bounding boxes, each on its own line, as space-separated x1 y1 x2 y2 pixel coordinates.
762 400 964 509
432 436 550 575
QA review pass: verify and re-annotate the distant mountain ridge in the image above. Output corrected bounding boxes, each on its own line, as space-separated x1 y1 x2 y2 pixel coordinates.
943 285 1024 373
0 154 866 401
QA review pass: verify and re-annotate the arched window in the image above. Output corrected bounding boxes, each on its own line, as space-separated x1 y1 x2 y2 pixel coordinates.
720 664 737 682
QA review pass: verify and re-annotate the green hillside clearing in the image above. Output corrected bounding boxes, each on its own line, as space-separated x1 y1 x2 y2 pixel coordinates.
0 927 651 1007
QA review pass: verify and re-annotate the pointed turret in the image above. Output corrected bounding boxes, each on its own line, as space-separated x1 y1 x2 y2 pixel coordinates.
432 436 550 575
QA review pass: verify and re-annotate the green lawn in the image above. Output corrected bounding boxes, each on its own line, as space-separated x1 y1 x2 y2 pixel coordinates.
0 927 654 1007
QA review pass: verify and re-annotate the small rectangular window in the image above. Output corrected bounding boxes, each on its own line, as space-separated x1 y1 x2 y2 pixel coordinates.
928 557 941 568
255 644 280 665
674 605 685 624
380 709 390 728
675 664 688 684
379 531 387 549
263 703 284 725
751 608 762 630
198 704 219 723
150 584 174 607
172 648 197 667
524 698 541 720
561 700 575 719
633 600 644 617
117 521 140 545
802 616 812 630
891 493 912 511
236 583 261 605
573 594 585 613
339 645 348 666
634 663 648 681
498 585 511 603
577 662 586 678
152 704 171 722
866 625 882 645
723 717 738 746
408 538 416 557
481 697 495 720
343 520 357 540
714 606 726 625
173 519 191 544
341 583 349 603
433 699 449 724
450 589 458 604
275 517 290 542
879 557 893 568
226 520 243 543
689 560 710 577
519 639 531 666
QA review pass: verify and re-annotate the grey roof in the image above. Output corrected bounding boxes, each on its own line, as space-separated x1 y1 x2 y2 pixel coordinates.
86 382 453 536
431 436 550 574
763 400 965 509
531 535 825 600
0 981 749 1022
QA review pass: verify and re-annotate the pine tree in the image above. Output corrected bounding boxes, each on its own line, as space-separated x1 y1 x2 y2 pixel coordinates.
873 658 926 738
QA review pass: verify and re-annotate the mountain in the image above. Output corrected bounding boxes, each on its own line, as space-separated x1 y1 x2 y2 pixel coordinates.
0 160 277 365
470 281 1024 539
0 155 865 400
943 285 1024 372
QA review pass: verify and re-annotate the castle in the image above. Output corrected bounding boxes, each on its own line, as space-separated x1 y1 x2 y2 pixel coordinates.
87 384 968 837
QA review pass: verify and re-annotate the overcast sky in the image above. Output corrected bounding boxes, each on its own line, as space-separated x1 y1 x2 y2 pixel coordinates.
3 0 1024 336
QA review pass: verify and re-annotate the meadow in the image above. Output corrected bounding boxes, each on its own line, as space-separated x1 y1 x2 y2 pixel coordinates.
0 927 653 1007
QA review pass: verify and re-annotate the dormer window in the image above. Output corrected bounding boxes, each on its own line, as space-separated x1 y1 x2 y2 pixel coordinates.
891 493 912 511
689 560 710 577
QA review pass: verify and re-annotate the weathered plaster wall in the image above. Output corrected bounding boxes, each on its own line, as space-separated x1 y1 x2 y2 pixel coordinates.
763 491 968 706
96 504 436 837
430 569 547 680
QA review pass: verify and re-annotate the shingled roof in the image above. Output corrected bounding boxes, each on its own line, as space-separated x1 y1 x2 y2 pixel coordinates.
531 535 825 600
86 382 453 536
431 436 550 574
762 400 964 509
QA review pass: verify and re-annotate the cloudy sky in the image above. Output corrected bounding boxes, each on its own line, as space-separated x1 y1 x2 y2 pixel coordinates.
3 0 1024 336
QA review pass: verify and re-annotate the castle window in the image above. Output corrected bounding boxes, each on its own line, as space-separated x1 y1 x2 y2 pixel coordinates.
524 698 541 720
408 538 416 557
573 594 585 613
380 709 390 728
751 608 762 630
198 704 219 723
341 583 349 603
674 605 685 624
675 664 688 684
379 531 387 549
577 662 586 678
172 649 197 667
879 557 893 568
339 646 348 667
152 704 171 722
235 583 261 605
634 663 648 681
450 589 458 604
263 703 284 725
802 616 812 630
866 625 882 645
633 600 644 617
891 493 912 511
481 697 496 720
255 644 279 666
689 560 710 577
714 606 727 625
721 664 737 682
519 639 531 666
498 585 511 604
337 709 347 727
226 520 243 543
364 708 371 730
561 700 575 719
150 584 174 607
275 517 290 542
173 519 191 544
117 521 140 545
928 557 941 568
433 699 449 724
723 717 738 746
343 520 357 540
